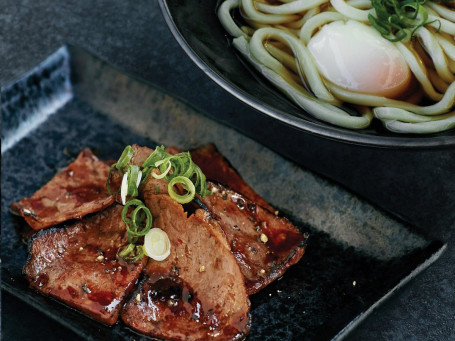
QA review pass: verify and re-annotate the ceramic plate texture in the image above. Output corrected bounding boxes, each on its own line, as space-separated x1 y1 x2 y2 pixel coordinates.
1 46 445 340
158 0 455 148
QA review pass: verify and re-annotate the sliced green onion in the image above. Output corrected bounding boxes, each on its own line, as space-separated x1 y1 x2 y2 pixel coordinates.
143 228 171 261
368 0 442 42
119 199 153 261
121 199 150 227
126 165 141 197
116 145 134 170
106 145 135 194
120 172 128 205
168 176 196 204
117 243 144 263
152 158 172 179
141 145 168 169
130 205 152 236
109 144 210 262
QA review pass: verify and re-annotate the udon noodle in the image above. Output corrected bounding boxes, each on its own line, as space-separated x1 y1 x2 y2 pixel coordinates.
218 0 455 134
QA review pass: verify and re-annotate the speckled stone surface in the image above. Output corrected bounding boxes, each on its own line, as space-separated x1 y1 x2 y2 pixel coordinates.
1 1 454 340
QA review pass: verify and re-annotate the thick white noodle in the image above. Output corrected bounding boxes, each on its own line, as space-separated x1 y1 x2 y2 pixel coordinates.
381 115 455 134
437 35 455 61
287 7 321 29
233 36 372 128
416 27 454 83
256 0 329 15
428 69 450 93
217 0 455 133
426 3 455 22
374 107 455 123
241 0 299 24
330 0 373 21
395 42 444 101
346 0 372 8
218 0 247 38
299 12 346 43
428 14 455 35
249 27 339 104
329 81 455 116
265 44 300 74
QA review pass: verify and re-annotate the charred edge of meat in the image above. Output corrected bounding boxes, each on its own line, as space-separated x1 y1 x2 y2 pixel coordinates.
22 225 65 276
9 205 26 217
192 196 211 216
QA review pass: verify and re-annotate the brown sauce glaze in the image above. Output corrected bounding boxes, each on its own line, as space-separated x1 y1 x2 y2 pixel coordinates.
23 205 147 325
121 191 251 341
12 149 115 230
199 181 307 295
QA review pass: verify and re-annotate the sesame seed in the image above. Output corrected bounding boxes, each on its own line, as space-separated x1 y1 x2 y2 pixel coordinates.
96 255 104 261
260 233 268 243
260 269 266 274
136 294 141 302
274 210 279 216
79 247 83 251
199 265 206 272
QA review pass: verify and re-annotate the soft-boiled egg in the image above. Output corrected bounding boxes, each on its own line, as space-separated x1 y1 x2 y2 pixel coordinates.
307 20 412 98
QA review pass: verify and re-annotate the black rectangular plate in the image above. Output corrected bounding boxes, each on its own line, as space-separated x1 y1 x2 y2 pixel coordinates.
1 46 446 341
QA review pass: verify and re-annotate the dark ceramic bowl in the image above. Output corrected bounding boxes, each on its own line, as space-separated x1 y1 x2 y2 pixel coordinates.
159 0 455 148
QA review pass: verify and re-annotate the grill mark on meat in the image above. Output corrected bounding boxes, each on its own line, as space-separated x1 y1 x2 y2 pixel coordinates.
199 181 307 295
12 149 114 230
121 191 251 341
23 205 146 325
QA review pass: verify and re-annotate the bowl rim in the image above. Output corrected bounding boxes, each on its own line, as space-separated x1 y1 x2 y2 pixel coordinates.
159 0 455 149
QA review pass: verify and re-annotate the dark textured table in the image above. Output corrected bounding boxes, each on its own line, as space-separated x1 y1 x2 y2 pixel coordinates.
2 1 454 340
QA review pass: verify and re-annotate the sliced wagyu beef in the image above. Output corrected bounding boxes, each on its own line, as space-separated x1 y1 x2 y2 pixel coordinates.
199 181 307 295
12 149 114 230
23 205 146 325
121 189 251 341
129 144 307 295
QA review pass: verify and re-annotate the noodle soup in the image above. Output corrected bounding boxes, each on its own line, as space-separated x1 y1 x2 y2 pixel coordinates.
218 0 455 134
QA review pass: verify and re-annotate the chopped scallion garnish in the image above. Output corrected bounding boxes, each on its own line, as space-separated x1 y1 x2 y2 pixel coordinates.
368 0 444 42
168 176 196 204
143 228 171 261
107 145 209 263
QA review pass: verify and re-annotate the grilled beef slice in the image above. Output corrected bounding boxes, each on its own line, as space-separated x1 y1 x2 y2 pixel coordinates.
190 144 273 212
130 144 306 295
23 205 146 325
121 191 251 341
199 181 307 295
12 149 114 230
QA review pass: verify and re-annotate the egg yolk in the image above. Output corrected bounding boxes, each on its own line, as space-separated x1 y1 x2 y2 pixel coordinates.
307 20 411 99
